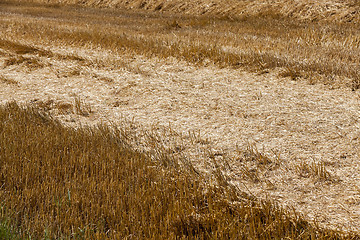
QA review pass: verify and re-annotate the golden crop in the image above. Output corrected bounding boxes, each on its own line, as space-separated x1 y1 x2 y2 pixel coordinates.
0 102 356 239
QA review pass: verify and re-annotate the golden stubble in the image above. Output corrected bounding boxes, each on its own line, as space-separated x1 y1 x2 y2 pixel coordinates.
0 102 356 239
1 2 360 89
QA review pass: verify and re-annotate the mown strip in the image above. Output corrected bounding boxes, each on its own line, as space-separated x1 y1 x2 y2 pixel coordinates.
4 0 360 23
0 102 357 239
2 6 360 89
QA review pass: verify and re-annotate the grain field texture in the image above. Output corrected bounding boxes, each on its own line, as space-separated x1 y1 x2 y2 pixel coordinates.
1 0 360 238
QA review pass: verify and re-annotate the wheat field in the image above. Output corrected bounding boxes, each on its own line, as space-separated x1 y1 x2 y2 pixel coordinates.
1 0 360 238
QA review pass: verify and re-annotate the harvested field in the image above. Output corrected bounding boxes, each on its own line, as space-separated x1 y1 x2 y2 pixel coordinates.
11 0 360 23
1 0 360 238
2 102 357 239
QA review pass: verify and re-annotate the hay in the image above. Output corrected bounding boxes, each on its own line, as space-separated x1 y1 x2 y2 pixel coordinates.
11 0 360 23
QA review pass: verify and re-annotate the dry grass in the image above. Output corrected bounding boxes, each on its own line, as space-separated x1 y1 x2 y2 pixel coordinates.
29 99 54 111
0 101 357 239
0 39 86 64
94 74 114 83
0 39 46 55
279 67 302 81
9 0 360 23
1 1 360 237
296 160 332 182
73 96 92 116
1 2 360 88
30 98 92 116
4 55 44 69
0 75 18 85
55 101 74 114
